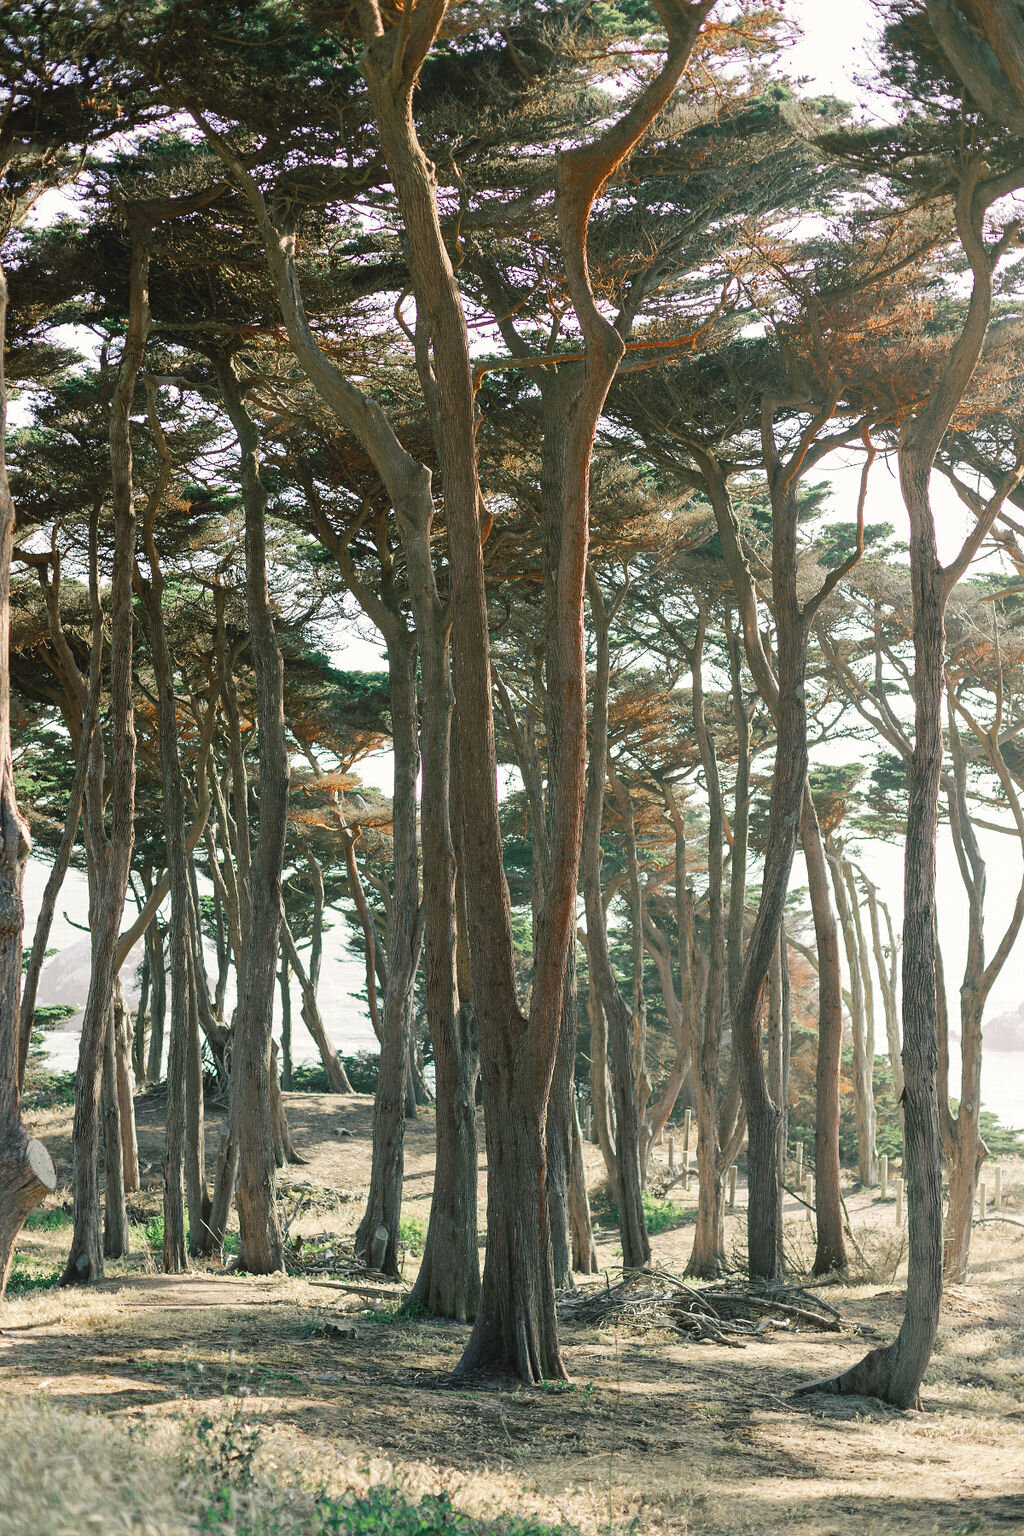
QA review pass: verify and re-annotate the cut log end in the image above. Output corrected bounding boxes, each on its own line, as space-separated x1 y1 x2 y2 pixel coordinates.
26 1139 57 1197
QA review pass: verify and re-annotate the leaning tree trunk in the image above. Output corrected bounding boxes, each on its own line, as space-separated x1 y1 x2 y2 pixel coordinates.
802 793 846 1274
0 257 56 1294
279 917 353 1093
62 222 147 1286
216 356 289 1275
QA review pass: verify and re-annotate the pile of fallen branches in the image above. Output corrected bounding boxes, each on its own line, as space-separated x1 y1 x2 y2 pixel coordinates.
558 1267 847 1348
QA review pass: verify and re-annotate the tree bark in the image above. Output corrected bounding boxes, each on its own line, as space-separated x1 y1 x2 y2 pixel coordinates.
582 574 650 1271
215 354 288 1275
802 794 846 1274
353 635 420 1277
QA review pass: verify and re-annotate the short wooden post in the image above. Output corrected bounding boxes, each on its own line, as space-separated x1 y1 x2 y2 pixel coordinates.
880 1153 889 1201
805 1173 814 1222
668 1138 675 1175
895 1177 904 1226
795 1142 803 1185
728 1164 737 1211
683 1162 690 1192
979 1181 987 1222
994 1166 1002 1212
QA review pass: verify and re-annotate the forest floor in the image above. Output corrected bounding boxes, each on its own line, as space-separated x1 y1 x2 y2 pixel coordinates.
3 1087 1024 1536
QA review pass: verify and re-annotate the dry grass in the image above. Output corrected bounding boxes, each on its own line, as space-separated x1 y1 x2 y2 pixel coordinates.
3 1093 1024 1536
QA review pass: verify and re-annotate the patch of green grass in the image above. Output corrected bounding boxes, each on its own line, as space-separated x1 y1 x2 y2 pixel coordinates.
641 1193 692 1234
200 1482 576 1536
588 1185 692 1235
6 1256 60 1295
23 1206 72 1231
22 1069 77 1109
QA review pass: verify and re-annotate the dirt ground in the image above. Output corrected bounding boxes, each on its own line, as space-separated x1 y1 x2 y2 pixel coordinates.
4 1088 1024 1536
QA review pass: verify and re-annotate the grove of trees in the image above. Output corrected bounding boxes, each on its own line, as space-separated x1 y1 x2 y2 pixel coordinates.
4 0 1024 1412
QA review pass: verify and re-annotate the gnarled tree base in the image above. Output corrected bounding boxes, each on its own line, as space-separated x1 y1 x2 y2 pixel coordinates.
793 1342 923 1411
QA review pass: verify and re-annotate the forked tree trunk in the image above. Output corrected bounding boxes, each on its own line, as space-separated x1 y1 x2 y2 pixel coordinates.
802 794 846 1274
62 223 147 1286
216 355 288 1275
0 256 56 1295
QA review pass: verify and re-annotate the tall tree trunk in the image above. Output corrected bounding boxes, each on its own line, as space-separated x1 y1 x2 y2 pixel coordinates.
279 950 293 1091
845 859 879 1180
767 933 791 1273
133 942 150 1085
829 843 878 1187
582 575 649 1271
802 794 846 1273
353 635 420 1277
113 981 139 1194
145 917 167 1083
215 354 288 1275
406 617 480 1320
62 222 147 1286
102 1004 128 1259
141 522 197 1268
0 257 56 1295
686 615 729 1278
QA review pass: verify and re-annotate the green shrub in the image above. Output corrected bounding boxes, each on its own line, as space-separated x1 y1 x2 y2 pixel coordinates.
5 1257 60 1295
641 1193 692 1234
21 1069 77 1109
291 1052 379 1095
399 1216 427 1255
